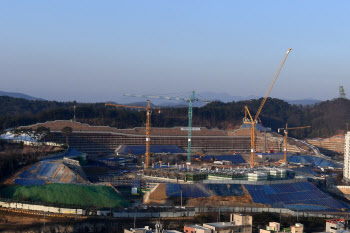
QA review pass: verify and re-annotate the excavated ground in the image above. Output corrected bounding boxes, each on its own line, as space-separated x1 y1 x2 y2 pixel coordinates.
144 183 268 208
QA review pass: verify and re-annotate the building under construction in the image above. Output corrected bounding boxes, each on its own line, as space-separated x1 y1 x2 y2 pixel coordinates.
24 120 310 157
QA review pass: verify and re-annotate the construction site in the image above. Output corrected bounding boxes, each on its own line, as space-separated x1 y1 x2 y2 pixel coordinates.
1 48 349 224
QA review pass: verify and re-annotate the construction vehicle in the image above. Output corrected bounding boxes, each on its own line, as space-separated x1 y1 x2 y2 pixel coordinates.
124 91 209 165
105 101 153 169
278 124 311 165
244 48 292 168
194 151 206 161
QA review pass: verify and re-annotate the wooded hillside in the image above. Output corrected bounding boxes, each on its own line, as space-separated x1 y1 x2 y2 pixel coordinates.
0 96 349 138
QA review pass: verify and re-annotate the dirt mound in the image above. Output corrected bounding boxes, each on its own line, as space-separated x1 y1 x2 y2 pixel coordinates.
144 183 169 205
230 128 262 137
186 195 267 207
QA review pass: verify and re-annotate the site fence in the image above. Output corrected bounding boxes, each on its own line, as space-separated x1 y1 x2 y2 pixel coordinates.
0 197 347 219
202 177 308 185
0 197 89 212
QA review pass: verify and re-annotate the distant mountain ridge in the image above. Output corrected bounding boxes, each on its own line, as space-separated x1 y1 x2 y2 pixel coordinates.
197 92 322 106
0 90 322 106
0 91 45 101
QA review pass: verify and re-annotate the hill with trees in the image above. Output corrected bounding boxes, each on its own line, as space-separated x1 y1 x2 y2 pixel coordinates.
0 96 349 139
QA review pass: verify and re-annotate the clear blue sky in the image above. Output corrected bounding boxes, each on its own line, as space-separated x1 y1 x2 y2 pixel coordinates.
1 1 349 102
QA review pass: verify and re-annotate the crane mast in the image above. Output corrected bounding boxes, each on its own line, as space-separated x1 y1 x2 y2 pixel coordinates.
105 101 152 169
244 48 292 168
124 91 209 165
278 124 311 165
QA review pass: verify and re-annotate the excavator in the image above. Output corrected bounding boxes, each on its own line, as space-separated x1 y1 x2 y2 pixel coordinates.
195 151 206 162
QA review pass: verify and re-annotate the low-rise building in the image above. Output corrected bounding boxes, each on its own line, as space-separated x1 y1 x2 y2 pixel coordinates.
260 222 281 233
291 223 303 233
184 225 211 233
124 227 153 233
202 214 252 233
125 223 183 233
326 219 348 233
230 213 253 226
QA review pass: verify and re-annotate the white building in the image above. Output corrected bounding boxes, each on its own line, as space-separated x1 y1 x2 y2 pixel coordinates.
291 223 304 233
326 219 348 233
344 132 350 182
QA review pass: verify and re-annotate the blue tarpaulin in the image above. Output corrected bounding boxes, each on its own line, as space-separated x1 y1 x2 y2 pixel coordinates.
244 182 346 211
288 155 342 168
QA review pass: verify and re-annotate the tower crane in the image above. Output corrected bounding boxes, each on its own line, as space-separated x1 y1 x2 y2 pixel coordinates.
124 91 210 164
105 101 153 169
278 124 311 165
243 48 292 168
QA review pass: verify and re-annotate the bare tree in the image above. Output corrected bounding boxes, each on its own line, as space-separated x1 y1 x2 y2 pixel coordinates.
61 126 73 146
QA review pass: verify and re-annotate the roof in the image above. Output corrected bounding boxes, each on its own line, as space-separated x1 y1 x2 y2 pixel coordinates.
186 225 211 230
204 222 235 228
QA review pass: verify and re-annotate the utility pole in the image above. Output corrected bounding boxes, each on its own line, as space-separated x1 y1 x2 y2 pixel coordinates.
180 190 183 208
264 128 267 153
134 208 137 228
73 101 76 122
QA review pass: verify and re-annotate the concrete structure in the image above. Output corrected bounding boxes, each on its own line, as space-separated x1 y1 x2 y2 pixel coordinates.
307 135 345 156
344 132 350 182
267 222 280 231
124 228 152 233
259 222 281 233
184 225 211 233
247 172 268 181
230 213 253 226
22 120 309 156
257 153 284 161
326 219 348 233
203 213 252 233
125 223 182 233
291 223 303 233
124 227 182 233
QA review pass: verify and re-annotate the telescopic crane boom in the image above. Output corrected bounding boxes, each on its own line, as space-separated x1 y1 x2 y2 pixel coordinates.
105 101 152 169
244 48 292 168
278 124 311 165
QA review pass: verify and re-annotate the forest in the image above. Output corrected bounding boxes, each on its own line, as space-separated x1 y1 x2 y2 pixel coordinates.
0 95 349 139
